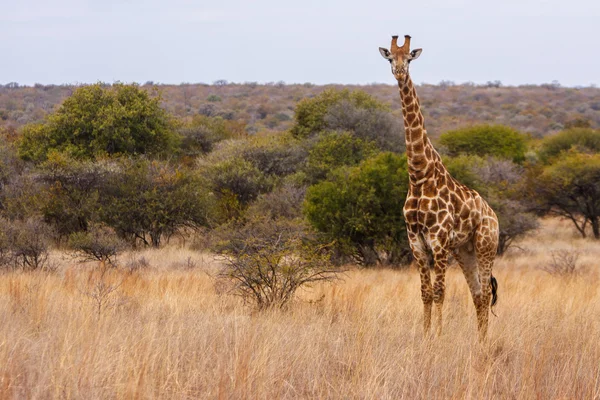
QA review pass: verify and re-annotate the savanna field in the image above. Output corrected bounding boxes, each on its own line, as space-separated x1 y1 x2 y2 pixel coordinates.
1 218 599 400
1 81 599 400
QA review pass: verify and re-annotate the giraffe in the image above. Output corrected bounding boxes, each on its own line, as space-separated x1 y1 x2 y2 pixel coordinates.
378 35 499 340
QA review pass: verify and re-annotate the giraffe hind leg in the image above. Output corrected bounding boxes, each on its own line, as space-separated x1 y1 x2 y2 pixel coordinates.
474 221 499 341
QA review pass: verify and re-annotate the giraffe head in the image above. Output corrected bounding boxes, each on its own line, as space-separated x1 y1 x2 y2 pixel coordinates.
379 35 422 83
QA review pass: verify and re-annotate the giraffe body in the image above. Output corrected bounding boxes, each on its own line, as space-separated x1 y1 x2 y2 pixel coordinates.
379 35 499 339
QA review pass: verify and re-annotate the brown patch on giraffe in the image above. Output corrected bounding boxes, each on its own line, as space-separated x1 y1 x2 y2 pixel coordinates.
439 187 450 201
412 141 424 153
447 178 455 191
460 205 470 220
425 212 437 226
422 182 435 197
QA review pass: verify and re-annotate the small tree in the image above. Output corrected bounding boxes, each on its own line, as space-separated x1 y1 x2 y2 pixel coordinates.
102 159 214 247
241 135 308 178
179 115 240 157
291 89 387 138
204 158 272 221
324 100 405 153
439 125 528 163
305 131 377 183
304 152 411 266
216 217 338 310
529 153 600 239
18 83 179 162
537 128 600 163
35 152 110 239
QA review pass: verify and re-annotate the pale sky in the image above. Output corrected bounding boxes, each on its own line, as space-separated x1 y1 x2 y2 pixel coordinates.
2 0 599 86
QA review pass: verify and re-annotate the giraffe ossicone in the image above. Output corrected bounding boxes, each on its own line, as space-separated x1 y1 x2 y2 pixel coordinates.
379 34 500 340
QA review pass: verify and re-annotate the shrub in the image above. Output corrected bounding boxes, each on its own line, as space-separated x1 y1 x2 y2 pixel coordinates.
179 115 239 156
439 125 528 163
291 89 387 138
35 152 111 239
102 159 215 247
542 250 581 276
304 152 411 266
305 131 377 183
528 152 600 239
68 224 127 266
18 83 179 162
216 217 338 310
205 158 272 221
537 128 600 163
249 183 307 221
324 101 405 153
241 136 308 178
0 217 53 270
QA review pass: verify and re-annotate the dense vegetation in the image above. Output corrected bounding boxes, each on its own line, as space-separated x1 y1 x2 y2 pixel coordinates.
1 82 599 281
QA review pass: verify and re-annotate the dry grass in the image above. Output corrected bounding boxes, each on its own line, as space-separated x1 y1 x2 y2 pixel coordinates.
1 219 600 399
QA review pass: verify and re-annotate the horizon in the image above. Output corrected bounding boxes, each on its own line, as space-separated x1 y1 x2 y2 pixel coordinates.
2 80 596 89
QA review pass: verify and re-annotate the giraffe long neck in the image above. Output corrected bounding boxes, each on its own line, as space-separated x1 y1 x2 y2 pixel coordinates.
398 76 436 178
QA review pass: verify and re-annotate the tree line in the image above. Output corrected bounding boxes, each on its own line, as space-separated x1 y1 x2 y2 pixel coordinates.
1 83 599 305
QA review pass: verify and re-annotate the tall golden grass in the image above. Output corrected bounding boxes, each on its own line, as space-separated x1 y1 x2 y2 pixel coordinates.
1 218 599 399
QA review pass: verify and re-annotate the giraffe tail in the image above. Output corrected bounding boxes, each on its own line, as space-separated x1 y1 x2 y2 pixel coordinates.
490 275 498 317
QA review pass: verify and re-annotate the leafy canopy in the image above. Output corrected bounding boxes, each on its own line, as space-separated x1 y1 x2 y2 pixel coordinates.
18 83 178 162
530 152 600 239
291 88 388 138
537 128 600 163
439 124 528 163
304 152 410 266
305 131 377 183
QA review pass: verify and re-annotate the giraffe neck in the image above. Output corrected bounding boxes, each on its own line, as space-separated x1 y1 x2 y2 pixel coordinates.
398 76 435 177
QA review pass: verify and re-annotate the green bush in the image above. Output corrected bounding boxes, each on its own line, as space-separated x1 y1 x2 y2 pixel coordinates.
291 89 388 138
529 152 600 239
18 83 179 162
439 125 528 163
305 131 377 183
537 128 600 163
304 152 410 266
35 152 110 239
241 135 307 178
204 158 272 221
179 115 238 156
101 159 214 247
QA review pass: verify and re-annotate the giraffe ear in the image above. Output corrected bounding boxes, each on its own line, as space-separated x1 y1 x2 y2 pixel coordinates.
379 47 392 60
409 48 423 61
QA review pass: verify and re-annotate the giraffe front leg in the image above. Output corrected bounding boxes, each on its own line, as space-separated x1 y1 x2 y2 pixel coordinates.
408 232 433 335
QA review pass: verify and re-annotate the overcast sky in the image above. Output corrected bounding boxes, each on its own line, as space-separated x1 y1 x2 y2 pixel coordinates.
2 0 599 86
